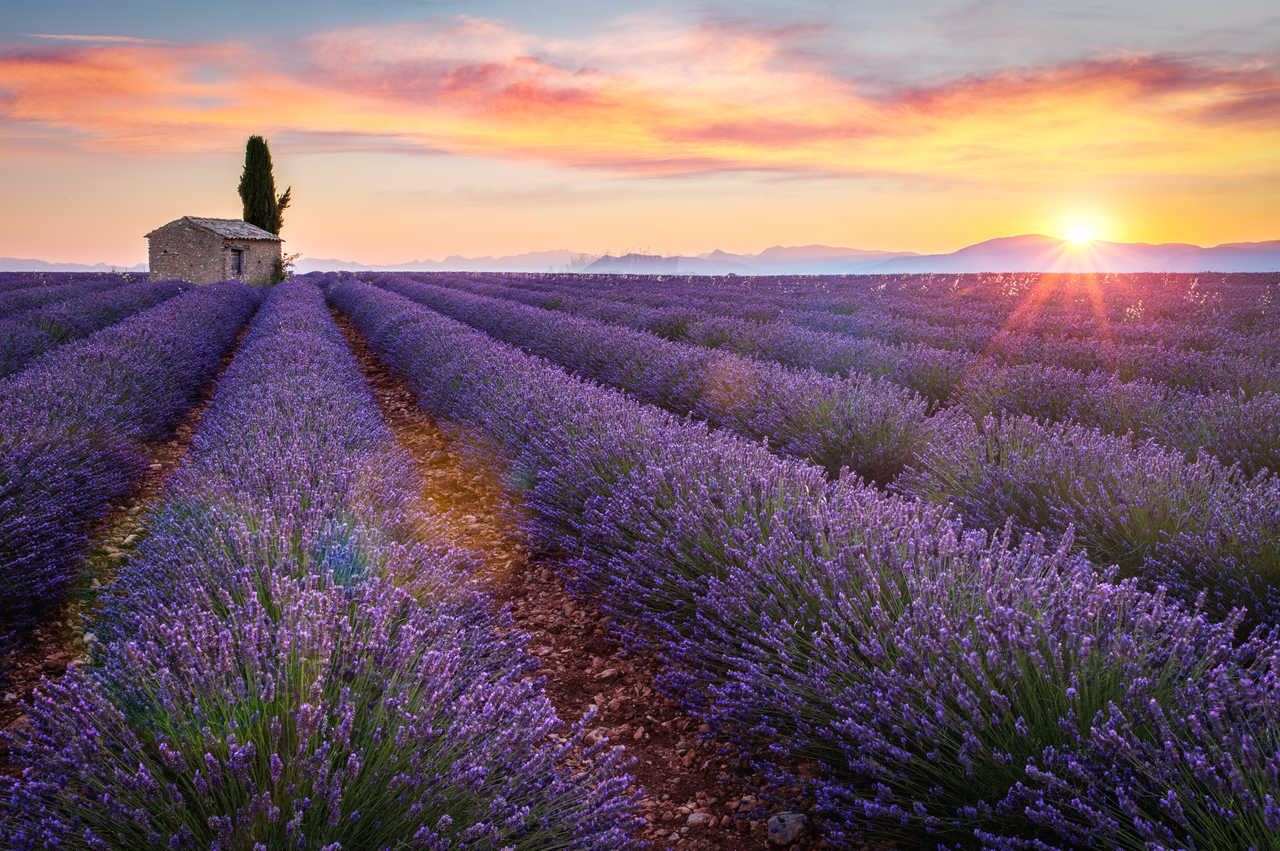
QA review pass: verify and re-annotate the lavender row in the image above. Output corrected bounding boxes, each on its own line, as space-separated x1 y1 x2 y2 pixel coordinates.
368 275 927 483
330 279 1280 849
419 273 1280 474
439 270 1280 396
439 271 1280 384
0 272 131 295
1 280 641 848
521 271 1277 348
0 278 187 377
678 274 1278 359
390 276 1280 622
0 275 127 316
0 280 259 649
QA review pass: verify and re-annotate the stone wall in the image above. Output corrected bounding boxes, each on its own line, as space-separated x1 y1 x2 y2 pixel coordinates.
148 221 281 285
234 239 281 286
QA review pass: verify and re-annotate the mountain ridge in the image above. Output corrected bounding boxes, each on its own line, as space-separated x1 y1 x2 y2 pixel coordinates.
587 236 1280 274
0 257 148 273
4 236 1277 276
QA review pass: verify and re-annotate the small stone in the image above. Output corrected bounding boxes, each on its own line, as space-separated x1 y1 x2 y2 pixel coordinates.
3 692 16 702
686 812 713 828
767 812 809 846
667 833 680 843
122 534 137 546
632 726 645 741
595 667 619 680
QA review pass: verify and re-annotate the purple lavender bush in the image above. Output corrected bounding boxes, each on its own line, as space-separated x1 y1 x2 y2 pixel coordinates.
0 281 257 647
897 411 1280 624
709 517 1280 847
329 279 1280 848
4 571 638 849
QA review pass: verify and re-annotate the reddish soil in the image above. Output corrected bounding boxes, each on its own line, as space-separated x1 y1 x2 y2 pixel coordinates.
0 326 249 771
336 308 823 850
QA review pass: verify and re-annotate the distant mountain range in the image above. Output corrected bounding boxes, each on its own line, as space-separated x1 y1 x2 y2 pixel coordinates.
871 235 1280 274
5 236 1278 276
584 237 1280 274
292 250 586 274
0 257 147 273
584 245 918 275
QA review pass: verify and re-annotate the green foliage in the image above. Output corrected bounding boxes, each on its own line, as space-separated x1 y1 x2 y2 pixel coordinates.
237 136 292 235
271 251 301 285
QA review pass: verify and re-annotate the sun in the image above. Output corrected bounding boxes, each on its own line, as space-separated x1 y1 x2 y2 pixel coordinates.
1065 226 1093 244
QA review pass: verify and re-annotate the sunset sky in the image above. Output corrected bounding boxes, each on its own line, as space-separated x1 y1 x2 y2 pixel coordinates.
2 0 1278 265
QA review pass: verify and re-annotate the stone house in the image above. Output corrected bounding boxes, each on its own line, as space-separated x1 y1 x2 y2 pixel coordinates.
146 217 282 285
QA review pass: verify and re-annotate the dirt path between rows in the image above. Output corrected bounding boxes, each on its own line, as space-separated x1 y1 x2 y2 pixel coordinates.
334 307 822 850
0 325 250 772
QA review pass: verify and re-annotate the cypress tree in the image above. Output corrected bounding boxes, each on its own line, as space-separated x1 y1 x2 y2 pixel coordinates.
237 136 292 234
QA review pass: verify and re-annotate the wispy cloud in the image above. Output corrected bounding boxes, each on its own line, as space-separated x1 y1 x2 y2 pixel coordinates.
18 33 173 44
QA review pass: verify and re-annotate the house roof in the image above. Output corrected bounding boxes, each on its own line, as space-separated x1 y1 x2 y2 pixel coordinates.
146 216 282 241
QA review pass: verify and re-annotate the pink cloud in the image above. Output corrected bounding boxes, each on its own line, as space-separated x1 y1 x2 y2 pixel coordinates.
0 17 1275 181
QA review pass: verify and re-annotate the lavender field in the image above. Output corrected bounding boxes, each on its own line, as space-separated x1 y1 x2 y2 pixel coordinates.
2 270 1279 849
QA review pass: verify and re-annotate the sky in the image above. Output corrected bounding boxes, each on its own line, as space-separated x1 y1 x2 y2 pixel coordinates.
1 0 1277 265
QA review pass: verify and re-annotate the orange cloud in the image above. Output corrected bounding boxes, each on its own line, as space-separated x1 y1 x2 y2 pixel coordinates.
0 16 1276 186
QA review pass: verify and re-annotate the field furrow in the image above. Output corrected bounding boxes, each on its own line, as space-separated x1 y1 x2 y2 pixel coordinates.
336 305 807 850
